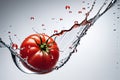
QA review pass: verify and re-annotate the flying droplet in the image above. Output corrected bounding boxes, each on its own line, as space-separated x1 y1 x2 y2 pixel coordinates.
12 43 18 49
113 12 116 14
69 46 72 49
54 30 58 33
78 11 82 14
8 31 11 34
87 6 90 9
60 18 63 21
51 18 55 20
65 5 70 10
30 17 35 20
9 25 12 27
82 7 86 10
69 11 72 13
117 7 120 9
14 34 17 36
117 17 119 19
117 4 120 6
42 24 45 26
113 29 116 31
116 62 119 64
74 21 78 24
82 1 85 3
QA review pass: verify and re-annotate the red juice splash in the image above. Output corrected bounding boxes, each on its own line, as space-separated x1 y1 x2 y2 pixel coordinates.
49 0 117 69
12 43 18 49
65 5 71 10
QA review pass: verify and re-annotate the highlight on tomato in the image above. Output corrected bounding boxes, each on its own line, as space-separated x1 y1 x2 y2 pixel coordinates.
20 33 59 74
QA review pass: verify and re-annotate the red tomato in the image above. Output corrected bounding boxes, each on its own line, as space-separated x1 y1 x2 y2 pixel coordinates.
20 34 59 73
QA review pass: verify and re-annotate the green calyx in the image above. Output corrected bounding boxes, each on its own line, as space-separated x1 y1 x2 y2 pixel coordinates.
40 43 49 52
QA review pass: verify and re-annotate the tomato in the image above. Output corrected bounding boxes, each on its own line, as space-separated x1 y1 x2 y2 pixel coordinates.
20 34 59 74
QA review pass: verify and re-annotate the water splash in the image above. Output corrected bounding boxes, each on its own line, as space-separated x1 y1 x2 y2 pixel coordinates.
0 0 118 74
51 0 117 69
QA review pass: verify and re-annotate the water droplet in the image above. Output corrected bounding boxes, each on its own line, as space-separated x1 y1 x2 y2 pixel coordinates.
117 17 119 19
87 6 90 9
54 30 58 33
28 45 31 49
113 23 115 25
113 29 116 31
43 28 46 30
116 62 119 64
82 1 85 3
51 18 55 20
69 11 72 13
9 25 12 27
12 43 18 49
42 24 45 26
65 5 70 10
14 34 17 36
78 11 82 14
60 18 63 21
30 17 35 20
8 31 11 34
74 21 78 24
117 4 120 6
113 12 116 14
117 7 120 9
82 7 86 10
69 46 72 49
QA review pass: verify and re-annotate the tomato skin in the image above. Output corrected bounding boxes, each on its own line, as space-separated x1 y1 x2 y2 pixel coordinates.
20 34 59 73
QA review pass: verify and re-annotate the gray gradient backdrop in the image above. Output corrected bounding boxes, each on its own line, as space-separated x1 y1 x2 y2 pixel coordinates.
0 0 120 80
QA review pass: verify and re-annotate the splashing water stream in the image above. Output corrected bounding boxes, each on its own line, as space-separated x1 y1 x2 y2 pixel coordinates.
0 0 118 74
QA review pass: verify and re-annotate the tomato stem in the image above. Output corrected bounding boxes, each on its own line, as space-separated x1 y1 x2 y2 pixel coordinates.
40 43 49 53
